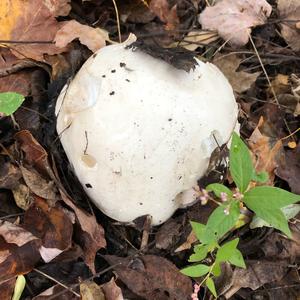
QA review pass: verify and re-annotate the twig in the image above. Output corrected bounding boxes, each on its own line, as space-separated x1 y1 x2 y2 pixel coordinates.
111 0 122 43
33 268 81 298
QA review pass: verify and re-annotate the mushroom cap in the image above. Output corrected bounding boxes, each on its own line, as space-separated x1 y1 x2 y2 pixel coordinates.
56 38 238 225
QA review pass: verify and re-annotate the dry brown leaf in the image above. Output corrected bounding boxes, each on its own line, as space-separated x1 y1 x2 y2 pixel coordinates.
44 0 71 16
175 231 197 252
101 277 124 300
23 196 73 263
55 20 108 53
0 277 16 300
20 166 58 200
276 142 300 194
199 0 272 46
149 0 180 31
0 220 41 283
179 31 219 51
61 192 106 273
278 0 300 51
249 117 283 185
213 54 260 93
12 183 33 210
223 261 288 299
80 281 105 300
0 0 69 61
104 255 192 300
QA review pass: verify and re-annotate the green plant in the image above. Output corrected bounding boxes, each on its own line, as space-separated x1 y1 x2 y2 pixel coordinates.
0 92 24 116
181 132 300 298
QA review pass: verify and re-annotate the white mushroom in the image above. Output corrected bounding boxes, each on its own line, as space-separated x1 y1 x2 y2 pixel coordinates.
55 35 239 225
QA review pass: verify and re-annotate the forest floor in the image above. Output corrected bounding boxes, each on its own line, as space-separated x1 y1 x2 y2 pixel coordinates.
0 0 300 299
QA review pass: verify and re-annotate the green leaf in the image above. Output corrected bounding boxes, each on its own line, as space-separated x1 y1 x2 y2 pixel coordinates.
190 222 206 242
229 132 254 193
180 264 210 277
0 92 24 116
12 275 26 300
189 244 208 262
206 183 233 198
205 277 217 298
228 249 246 268
211 262 221 277
216 238 239 262
250 204 300 229
252 171 269 183
244 186 300 209
203 201 240 243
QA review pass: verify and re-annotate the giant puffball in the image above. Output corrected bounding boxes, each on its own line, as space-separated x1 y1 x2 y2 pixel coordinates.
56 35 239 225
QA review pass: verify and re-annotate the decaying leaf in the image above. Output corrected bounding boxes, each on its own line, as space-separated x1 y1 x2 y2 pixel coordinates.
223 260 288 299
178 31 219 51
0 277 16 300
23 196 73 263
104 255 192 300
276 142 300 194
248 117 283 184
80 281 105 300
44 0 71 17
213 54 260 93
0 0 69 61
199 0 272 46
20 166 58 200
60 193 106 273
0 221 41 283
261 223 300 261
55 20 109 53
149 0 180 31
278 0 300 51
101 277 124 300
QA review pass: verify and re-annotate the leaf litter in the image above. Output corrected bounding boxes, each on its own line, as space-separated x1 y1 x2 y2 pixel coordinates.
0 0 299 299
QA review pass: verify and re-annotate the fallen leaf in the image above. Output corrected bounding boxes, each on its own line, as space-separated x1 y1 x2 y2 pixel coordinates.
23 196 73 263
0 221 41 283
199 0 272 46
32 284 76 299
55 20 108 53
155 218 182 250
44 0 71 17
0 277 16 300
278 0 300 51
101 277 124 300
248 117 283 184
213 54 260 93
276 142 300 194
223 260 288 299
12 183 33 210
261 223 300 261
0 0 69 61
175 231 197 253
0 160 22 190
60 192 106 273
104 255 192 300
149 0 180 31
80 281 105 300
179 30 219 51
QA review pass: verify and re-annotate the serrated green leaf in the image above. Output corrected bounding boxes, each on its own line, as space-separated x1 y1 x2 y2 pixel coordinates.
206 183 233 198
250 204 300 229
211 262 221 277
252 171 269 183
12 275 26 300
228 249 246 268
203 201 240 243
190 221 206 242
244 186 300 209
230 132 254 193
0 92 24 116
216 238 239 263
180 264 210 277
205 277 217 298
189 244 208 262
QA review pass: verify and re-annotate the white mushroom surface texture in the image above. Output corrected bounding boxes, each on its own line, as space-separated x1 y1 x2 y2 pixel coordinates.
55 37 239 225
